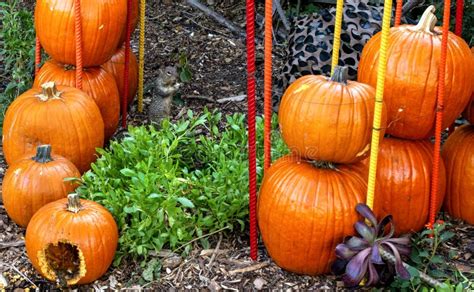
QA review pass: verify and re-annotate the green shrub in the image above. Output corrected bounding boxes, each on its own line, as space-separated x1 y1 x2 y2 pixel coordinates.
0 0 36 131
77 110 289 265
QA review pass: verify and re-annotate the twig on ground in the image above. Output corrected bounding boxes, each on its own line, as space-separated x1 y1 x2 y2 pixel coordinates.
205 233 223 274
0 240 25 250
216 95 246 103
173 226 230 252
229 262 270 275
0 262 38 288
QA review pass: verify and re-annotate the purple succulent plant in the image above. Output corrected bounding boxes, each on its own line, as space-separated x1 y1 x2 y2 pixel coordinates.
334 203 412 287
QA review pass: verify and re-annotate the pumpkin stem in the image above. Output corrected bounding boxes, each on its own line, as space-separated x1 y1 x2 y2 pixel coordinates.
330 66 349 84
36 81 62 101
33 145 53 163
411 5 437 34
67 193 83 213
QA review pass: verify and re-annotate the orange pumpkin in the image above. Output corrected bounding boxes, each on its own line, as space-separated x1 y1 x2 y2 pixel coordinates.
118 0 139 46
2 145 80 227
358 138 446 235
25 193 118 285
257 155 366 275
3 82 104 173
464 97 474 124
442 125 474 224
278 66 387 163
34 60 120 140
102 45 138 108
358 6 474 139
35 0 127 67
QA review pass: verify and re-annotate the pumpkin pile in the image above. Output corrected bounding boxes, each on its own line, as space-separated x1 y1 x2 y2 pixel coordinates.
356 5 473 235
0 0 138 285
258 65 385 275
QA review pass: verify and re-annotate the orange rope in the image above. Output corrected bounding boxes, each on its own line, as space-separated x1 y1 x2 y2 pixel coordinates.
35 37 41 76
429 0 451 230
395 0 403 26
74 0 83 90
263 0 272 171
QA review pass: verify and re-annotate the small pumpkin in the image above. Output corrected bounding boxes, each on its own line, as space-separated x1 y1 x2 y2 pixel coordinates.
358 6 474 139
118 0 139 46
102 45 138 108
34 60 120 140
2 145 80 227
442 125 474 224
278 66 387 163
357 138 446 235
25 193 118 286
3 82 104 173
257 155 366 275
35 0 127 67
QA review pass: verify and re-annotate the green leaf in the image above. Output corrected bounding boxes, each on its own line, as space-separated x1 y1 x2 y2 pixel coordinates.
440 231 455 242
142 259 161 282
177 197 195 208
120 168 136 177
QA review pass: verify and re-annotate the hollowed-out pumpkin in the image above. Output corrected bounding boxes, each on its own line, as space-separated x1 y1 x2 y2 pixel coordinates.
278 66 387 164
357 138 446 235
34 60 120 140
3 82 104 173
102 45 138 108
2 145 80 227
442 125 474 224
257 155 366 275
25 194 118 286
358 6 474 139
35 0 127 67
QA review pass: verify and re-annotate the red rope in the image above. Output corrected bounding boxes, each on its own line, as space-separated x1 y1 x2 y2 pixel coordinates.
429 0 451 230
263 0 272 171
246 0 258 261
35 37 41 77
455 0 464 36
122 0 133 128
74 0 83 90
395 0 403 26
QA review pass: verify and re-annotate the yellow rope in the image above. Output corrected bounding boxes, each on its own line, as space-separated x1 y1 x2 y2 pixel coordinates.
138 0 146 113
330 0 344 76
366 0 394 210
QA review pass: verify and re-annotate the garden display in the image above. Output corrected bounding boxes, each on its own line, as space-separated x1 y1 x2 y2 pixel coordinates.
2 145 80 227
0 0 473 290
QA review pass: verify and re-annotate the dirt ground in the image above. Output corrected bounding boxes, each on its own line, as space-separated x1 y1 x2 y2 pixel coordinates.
1 0 473 290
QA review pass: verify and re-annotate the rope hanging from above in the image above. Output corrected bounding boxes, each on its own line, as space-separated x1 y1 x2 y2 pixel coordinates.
74 0 83 90
246 0 258 261
365 0 394 210
330 0 344 76
395 0 403 26
428 0 451 230
263 0 272 172
138 0 146 113
122 0 133 128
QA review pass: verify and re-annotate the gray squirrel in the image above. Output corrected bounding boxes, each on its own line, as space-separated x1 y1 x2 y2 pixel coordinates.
148 66 182 125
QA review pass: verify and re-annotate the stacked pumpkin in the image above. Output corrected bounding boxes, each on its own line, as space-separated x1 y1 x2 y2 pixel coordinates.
0 0 143 285
257 65 387 275
356 5 473 235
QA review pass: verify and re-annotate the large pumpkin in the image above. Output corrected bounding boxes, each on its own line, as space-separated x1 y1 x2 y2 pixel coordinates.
358 6 474 139
102 45 138 108
118 0 139 46
257 155 366 275
25 194 118 286
357 138 446 235
2 145 80 227
278 66 386 163
34 60 120 140
35 0 127 67
442 125 474 224
3 82 104 173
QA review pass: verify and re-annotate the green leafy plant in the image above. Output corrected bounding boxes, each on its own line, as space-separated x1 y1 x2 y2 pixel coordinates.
390 221 474 291
76 110 288 280
176 51 192 83
0 0 36 131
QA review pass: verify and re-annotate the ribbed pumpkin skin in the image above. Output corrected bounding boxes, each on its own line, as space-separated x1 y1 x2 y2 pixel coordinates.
34 61 120 140
3 85 104 173
358 138 446 235
257 155 366 275
2 152 80 227
102 46 138 108
442 125 474 224
35 0 127 67
278 75 386 163
358 26 473 139
118 0 139 46
25 197 118 285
